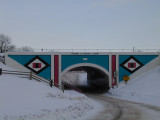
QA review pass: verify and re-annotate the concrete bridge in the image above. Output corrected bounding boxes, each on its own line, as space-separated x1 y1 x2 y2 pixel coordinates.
5 50 160 91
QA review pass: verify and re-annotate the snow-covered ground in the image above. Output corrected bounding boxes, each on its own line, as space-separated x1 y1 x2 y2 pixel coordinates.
1 61 160 120
107 66 160 107
0 62 102 120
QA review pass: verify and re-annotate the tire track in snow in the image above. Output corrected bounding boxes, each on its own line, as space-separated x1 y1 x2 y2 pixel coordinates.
86 94 160 120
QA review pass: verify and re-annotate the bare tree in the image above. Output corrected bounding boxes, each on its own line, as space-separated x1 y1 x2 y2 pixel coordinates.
0 33 16 53
6 45 16 52
17 46 34 52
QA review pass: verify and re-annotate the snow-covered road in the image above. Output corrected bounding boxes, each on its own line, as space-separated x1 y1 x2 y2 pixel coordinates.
87 94 160 120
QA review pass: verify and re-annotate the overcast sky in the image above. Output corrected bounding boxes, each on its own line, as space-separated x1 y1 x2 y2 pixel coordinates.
0 0 160 49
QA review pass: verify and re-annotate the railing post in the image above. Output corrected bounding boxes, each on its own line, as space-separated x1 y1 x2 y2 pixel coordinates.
133 47 135 52
30 71 32 80
0 68 2 75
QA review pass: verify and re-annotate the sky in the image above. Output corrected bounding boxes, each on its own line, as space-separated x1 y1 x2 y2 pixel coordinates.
0 0 160 50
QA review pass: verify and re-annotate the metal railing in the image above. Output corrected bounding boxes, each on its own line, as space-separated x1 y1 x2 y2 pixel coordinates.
1 69 64 92
32 49 160 53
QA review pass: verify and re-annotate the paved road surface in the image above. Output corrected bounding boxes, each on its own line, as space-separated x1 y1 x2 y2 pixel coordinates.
86 94 160 120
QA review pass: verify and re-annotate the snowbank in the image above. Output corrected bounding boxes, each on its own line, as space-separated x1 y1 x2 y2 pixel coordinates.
0 62 101 120
107 66 160 107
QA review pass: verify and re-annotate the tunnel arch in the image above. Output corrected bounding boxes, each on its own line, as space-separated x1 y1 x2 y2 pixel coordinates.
61 63 111 93
61 63 109 77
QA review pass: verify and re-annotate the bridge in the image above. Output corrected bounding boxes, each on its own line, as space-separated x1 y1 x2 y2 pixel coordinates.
5 49 160 92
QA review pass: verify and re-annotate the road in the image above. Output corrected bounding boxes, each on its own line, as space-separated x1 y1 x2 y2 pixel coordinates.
86 94 160 120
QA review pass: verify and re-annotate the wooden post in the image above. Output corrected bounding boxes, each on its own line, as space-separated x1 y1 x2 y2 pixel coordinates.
62 83 64 93
30 71 32 80
50 79 53 87
0 68 2 75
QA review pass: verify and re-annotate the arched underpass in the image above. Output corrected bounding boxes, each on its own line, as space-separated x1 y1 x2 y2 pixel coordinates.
62 66 110 93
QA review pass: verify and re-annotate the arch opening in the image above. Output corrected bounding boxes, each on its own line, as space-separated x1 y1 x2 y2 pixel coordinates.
61 64 110 93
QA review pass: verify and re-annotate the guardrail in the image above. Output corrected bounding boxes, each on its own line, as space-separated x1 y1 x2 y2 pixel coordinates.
1 69 64 92
32 49 160 53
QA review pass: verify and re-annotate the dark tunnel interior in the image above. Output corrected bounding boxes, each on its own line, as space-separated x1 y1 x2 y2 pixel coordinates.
63 66 110 93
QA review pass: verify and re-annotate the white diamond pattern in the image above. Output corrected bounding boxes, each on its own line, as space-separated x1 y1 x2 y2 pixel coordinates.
124 59 140 71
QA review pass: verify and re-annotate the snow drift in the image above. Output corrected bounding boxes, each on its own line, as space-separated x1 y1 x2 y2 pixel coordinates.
107 65 160 107
0 62 101 120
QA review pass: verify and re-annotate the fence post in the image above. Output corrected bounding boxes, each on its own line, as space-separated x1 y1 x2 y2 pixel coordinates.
0 68 2 75
62 82 64 93
30 71 32 80
50 79 53 87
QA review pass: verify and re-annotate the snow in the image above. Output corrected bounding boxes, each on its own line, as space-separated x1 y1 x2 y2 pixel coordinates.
0 62 102 120
106 66 160 107
1 60 160 119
